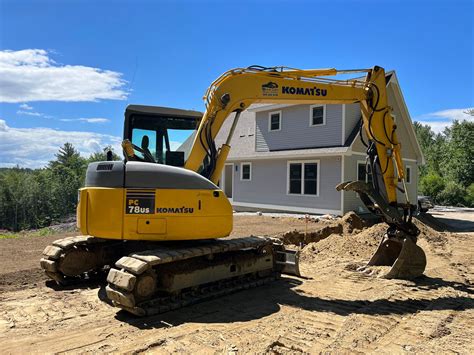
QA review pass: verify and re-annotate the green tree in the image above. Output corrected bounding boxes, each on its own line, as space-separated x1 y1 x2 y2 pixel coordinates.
88 145 121 162
465 183 474 207
49 142 87 173
441 120 474 188
438 181 466 207
413 122 447 177
419 172 445 202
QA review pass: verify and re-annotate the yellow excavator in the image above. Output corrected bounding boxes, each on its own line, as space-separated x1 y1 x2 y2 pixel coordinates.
41 65 426 316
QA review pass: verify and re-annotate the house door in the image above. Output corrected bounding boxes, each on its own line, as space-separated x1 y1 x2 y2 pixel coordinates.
224 164 233 199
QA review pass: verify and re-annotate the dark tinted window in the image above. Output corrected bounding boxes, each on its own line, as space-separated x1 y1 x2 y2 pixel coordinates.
289 163 302 194
311 106 324 125
358 162 373 183
242 164 251 180
357 163 366 181
270 113 280 131
304 163 318 195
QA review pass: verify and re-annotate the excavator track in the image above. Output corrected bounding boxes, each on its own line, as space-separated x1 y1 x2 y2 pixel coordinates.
106 236 299 316
40 236 122 285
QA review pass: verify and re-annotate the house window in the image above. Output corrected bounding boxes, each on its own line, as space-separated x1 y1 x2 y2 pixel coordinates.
268 111 281 131
240 162 252 181
357 162 373 183
288 161 319 195
310 105 325 126
406 166 411 184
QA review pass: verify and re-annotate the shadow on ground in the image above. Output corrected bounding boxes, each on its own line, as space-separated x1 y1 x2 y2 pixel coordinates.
416 212 474 232
114 275 473 329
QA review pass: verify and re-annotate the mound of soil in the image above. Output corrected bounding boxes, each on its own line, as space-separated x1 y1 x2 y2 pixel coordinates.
299 214 446 266
281 211 371 246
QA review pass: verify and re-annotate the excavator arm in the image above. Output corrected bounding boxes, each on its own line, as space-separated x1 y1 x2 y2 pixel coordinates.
184 65 426 279
185 66 403 203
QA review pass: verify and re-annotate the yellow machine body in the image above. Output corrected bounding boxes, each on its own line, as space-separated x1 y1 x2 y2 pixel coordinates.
77 187 232 241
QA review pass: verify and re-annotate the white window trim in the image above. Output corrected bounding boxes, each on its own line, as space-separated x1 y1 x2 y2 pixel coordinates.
357 160 371 183
286 160 320 197
405 165 411 184
309 104 326 127
240 162 252 181
268 110 282 131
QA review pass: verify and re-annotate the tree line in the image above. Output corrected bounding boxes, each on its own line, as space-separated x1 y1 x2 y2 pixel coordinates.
413 118 473 207
0 118 473 232
0 144 119 231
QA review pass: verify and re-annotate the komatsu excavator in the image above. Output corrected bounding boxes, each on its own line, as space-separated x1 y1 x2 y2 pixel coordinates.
41 65 426 316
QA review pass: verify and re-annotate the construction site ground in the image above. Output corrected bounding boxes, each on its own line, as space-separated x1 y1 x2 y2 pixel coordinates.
0 210 472 354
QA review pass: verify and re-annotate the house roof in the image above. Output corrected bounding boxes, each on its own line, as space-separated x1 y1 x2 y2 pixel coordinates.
383 72 424 164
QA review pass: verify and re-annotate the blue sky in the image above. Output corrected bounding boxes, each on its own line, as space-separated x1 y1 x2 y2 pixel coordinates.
0 0 472 167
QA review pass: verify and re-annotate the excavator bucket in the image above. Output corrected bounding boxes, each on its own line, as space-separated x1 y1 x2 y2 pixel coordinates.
337 180 427 279
367 234 427 279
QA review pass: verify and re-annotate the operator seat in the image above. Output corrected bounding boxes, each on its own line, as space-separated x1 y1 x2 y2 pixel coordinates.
141 135 153 160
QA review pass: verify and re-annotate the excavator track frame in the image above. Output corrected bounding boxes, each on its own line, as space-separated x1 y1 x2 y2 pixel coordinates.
105 236 299 316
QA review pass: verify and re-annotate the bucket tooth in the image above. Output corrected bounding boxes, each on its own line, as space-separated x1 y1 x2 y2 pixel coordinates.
367 234 426 279
335 181 352 191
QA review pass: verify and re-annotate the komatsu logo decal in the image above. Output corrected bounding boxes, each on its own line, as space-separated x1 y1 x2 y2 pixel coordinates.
156 207 194 214
282 86 327 96
261 82 278 96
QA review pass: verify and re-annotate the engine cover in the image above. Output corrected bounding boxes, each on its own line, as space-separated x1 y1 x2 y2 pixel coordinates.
78 161 233 241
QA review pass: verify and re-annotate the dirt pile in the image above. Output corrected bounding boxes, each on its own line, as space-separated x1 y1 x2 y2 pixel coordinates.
299 215 447 267
281 211 371 246
300 223 385 263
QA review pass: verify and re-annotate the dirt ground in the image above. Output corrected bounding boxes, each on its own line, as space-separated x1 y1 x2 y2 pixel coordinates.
0 212 472 354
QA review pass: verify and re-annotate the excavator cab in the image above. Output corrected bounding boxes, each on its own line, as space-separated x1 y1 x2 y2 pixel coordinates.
123 105 202 166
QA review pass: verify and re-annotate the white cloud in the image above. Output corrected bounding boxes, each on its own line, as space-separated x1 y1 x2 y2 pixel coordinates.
19 103 33 110
0 119 7 132
0 119 122 168
59 117 110 123
17 110 43 117
415 108 473 134
0 49 128 103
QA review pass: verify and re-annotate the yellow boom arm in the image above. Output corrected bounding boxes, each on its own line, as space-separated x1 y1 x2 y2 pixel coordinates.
185 66 405 205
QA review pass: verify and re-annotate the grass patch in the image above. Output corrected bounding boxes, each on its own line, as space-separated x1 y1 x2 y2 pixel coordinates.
31 227 54 237
0 227 55 240
0 233 19 239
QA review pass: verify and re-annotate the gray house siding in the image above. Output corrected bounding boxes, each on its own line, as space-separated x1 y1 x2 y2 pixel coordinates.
231 156 342 214
255 104 343 152
344 103 361 143
342 154 366 213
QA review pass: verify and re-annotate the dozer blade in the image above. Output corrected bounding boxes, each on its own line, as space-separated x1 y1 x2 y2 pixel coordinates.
367 234 427 279
275 247 301 277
